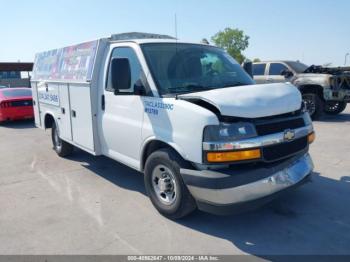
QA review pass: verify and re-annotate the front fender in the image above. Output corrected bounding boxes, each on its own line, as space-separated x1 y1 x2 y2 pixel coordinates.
140 136 188 171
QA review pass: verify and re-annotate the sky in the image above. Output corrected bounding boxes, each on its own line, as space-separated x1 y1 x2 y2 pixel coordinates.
1 0 349 66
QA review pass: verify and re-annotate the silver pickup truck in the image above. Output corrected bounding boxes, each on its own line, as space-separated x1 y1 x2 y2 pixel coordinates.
253 60 350 119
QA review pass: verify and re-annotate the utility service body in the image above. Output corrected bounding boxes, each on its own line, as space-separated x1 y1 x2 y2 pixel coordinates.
31 32 315 219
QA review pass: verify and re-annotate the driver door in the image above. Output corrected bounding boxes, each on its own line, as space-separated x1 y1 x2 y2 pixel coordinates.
100 46 146 169
266 62 290 83
252 63 267 84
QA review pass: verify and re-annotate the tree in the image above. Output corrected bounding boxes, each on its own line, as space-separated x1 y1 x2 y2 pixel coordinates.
253 58 261 62
211 27 249 64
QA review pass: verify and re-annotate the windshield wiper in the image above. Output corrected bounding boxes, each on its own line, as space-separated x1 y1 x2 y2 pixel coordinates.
170 84 214 95
170 82 249 97
221 82 248 88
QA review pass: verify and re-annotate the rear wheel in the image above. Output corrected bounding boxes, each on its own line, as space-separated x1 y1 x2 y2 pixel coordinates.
144 148 196 219
51 121 74 157
324 101 347 115
302 92 324 120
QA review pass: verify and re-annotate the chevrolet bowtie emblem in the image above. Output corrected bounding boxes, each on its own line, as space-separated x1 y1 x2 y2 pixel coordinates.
283 129 295 141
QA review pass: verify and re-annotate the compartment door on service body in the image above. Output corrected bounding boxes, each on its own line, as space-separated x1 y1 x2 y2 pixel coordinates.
100 46 144 169
69 83 94 152
57 84 72 141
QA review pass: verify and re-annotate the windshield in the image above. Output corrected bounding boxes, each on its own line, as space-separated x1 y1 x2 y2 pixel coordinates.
141 43 254 95
286 61 309 73
1 89 32 98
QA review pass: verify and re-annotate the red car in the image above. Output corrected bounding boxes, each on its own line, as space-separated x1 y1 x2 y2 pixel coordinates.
0 88 34 122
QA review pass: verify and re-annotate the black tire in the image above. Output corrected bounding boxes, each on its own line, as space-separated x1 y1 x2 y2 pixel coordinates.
144 148 196 219
51 121 74 157
324 101 347 115
302 92 324 120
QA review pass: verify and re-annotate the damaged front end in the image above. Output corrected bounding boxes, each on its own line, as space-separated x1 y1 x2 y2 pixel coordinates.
305 65 350 101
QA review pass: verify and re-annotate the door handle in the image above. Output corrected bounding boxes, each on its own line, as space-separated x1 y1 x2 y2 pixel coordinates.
72 110 76 118
61 107 65 114
101 95 105 111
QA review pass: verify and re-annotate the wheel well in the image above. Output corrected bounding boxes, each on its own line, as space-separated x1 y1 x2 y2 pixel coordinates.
141 140 176 171
299 85 324 100
44 114 54 129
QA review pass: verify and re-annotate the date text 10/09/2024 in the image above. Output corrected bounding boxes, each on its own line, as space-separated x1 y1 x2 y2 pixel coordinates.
127 255 219 261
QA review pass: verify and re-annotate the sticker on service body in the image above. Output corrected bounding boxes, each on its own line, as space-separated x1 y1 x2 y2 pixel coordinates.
143 100 174 116
37 86 60 106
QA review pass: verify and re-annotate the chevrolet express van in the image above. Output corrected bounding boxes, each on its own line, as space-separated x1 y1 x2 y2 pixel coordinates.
31 33 314 218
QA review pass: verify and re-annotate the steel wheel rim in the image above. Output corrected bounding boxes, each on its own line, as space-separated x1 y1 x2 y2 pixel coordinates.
302 94 316 116
151 164 177 205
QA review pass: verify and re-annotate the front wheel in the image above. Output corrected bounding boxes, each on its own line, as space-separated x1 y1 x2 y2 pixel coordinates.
302 92 324 120
51 121 74 157
324 101 347 115
144 148 196 219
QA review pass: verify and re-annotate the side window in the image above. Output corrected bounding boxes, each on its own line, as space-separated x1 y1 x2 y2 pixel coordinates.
252 64 266 76
269 63 288 75
106 47 143 93
9 71 20 79
0 71 8 79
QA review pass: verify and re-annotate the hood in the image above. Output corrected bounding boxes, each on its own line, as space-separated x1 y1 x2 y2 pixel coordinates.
304 65 350 75
178 83 301 118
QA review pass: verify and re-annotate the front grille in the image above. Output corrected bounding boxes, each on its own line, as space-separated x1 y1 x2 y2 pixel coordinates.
11 100 33 107
262 136 308 162
256 117 305 136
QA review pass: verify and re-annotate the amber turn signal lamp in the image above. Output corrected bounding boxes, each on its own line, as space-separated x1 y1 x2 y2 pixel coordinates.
308 132 315 144
207 149 261 163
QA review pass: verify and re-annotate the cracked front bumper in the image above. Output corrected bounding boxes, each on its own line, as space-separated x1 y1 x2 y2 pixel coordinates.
181 153 314 215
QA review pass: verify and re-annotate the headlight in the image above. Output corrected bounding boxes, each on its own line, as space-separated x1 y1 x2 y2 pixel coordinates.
203 122 257 142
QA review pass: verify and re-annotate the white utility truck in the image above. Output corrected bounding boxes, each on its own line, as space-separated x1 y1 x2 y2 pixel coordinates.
31 33 315 218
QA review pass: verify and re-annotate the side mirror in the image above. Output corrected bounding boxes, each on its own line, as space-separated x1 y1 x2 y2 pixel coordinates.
281 69 293 78
242 60 253 78
111 58 131 92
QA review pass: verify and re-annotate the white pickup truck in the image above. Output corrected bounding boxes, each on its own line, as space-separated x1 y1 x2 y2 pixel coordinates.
31 32 315 219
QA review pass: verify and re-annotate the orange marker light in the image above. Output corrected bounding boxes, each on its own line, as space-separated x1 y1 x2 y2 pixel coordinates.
308 132 316 144
207 149 261 163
